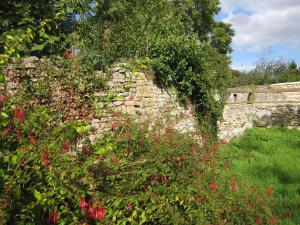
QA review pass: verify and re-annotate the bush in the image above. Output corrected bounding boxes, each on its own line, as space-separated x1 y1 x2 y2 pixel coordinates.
0 95 275 224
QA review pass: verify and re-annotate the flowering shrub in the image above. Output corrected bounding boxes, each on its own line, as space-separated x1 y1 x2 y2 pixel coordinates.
0 96 275 224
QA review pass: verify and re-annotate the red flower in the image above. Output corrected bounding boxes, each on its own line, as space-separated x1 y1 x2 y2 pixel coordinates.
190 146 195 154
53 211 58 223
111 122 117 130
80 222 88 225
269 214 279 224
29 135 35 145
82 145 90 154
88 202 95 219
127 203 132 209
16 129 22 139
0 95 8 103
255 215 263 224
177 161 182 168
42 151 49 167
209 182 218 191
152 135 158 142
231 180 237 192
62 141 71 153
95 206 105 222
14 109 24 121
161 176 168 183
80 198 88 210
223 140 229 145
212 143 219 151
19 146 26 153
248 200 254 208
266 188 273 197
3 126 12 136
48 211 58 224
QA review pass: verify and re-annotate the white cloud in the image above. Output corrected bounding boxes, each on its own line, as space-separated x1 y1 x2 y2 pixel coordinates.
221 0 300 52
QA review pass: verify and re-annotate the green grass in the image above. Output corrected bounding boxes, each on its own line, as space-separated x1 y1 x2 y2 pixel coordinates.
221 128 300 225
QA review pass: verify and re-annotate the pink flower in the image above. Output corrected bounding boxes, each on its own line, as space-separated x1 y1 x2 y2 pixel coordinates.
266 188 273 197
209 182 218 192
127 203 132 209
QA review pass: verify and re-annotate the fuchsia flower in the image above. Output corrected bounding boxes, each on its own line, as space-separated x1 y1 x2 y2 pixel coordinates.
42 151 49 167
212 143 219 151
209 182 218 192
256 215 263 224
152 135 158 142
3 126 12 136
161 176 168 183
61 141 71 153
111 122 117 130
190 146 195 154
89 203 95 219
95 206 105 222
266 188 273 197
48 211 58 223
80 198 88 210
29 135 35 145
82 145 90 154
0 94 9 103
16 129 21 139
14 109 24 122
177 161 182 168
231 180 237 192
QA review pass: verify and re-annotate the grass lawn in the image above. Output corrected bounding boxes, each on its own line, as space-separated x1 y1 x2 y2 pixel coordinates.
221 128 300 225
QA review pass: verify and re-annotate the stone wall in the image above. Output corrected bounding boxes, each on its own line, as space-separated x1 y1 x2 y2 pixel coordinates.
219 82 300 140
2 57 197 142
90 66 197 142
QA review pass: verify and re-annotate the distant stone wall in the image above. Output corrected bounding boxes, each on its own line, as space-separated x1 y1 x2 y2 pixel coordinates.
219 82 300 140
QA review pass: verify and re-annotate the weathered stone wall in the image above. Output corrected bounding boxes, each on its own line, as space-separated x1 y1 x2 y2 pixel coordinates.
90 66 197 142
2 57 197 143
219 82 300 140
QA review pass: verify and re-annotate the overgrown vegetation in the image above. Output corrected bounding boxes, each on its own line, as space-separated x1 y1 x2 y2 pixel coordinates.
221 128 300 225
0 96 277 224
1 0 235 133
231 58 300 87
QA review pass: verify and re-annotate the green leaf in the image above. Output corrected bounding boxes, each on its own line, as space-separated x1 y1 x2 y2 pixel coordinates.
34 190 42 201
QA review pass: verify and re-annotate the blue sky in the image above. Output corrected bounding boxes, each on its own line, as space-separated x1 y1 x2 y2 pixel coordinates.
219 0 300 70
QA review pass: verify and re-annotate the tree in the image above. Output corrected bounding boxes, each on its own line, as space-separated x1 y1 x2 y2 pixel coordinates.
0 0 92 65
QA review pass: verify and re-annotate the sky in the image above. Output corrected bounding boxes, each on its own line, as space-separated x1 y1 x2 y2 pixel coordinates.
219 0 300 70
